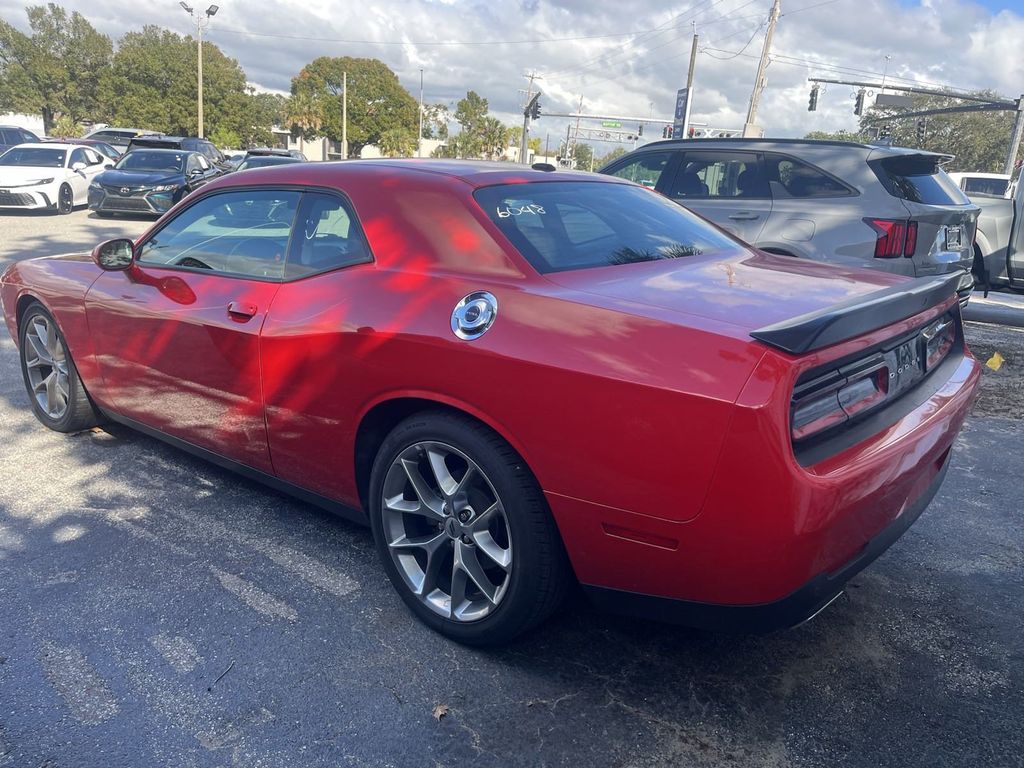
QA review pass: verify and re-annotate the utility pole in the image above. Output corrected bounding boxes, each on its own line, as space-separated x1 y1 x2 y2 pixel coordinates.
520 73 540 164
179 3 218 139
418 69 424 158
743 0 780 138
572 94 584 156
683 31 699 137
1006 96 1024 176
342 71 348 159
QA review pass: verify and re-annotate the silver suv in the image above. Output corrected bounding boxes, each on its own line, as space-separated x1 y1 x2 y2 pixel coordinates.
600 139 979 303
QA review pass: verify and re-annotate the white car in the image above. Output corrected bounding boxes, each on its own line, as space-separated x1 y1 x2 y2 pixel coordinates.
0 142 113 214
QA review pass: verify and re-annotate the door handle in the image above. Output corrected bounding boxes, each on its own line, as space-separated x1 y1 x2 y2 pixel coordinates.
227 301 257 319
728 211 760 220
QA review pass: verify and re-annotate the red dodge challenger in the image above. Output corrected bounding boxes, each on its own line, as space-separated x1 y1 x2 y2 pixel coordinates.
0 161 980 644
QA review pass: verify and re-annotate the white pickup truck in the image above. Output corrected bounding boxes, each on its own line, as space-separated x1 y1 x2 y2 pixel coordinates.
972 176 1024 290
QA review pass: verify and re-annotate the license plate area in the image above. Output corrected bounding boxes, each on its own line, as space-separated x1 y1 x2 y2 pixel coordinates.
945 225 962 250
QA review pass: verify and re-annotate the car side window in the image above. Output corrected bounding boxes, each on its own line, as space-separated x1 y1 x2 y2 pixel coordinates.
137 190 301 280
69 148 89 167
286 192 372 279
186 155 202 174
84 148 103 165
606 151 673 190
668 152 766 199
764 155 852 198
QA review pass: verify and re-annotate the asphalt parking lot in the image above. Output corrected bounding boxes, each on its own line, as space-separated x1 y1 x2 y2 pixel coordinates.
1 213 1023 767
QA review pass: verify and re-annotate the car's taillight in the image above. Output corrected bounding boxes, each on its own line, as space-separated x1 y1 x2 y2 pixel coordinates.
865 218 917 258
791 365 889 442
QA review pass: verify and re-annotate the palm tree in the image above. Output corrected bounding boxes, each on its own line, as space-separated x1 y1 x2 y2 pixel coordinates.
284 90 324 156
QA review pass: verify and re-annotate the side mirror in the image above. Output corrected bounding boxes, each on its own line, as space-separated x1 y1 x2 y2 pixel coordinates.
71 161 87 171
92 238 135 271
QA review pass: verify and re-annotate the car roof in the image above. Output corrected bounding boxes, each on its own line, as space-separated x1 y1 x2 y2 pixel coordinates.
632 137 952 160
5 142 77 150
196 159 630 199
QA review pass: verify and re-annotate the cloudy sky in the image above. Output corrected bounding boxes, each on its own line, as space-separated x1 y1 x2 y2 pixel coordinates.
3 0 1022 149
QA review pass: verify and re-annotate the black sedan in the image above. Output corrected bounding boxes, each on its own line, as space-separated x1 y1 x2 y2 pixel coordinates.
88 148 222 217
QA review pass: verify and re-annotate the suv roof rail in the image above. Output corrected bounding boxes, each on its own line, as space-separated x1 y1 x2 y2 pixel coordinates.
638 137 874 150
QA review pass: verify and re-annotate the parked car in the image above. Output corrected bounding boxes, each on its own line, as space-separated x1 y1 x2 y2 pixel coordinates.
948 171 1010 198
44 137 122 162
236 151 304 171
88 148 222 217
0 161 980 644
0 142 112 214
126 134 232 171
246 147 308 161
83 127 157 150
970 173 1024 289
600 138 979 304
0 124 40 154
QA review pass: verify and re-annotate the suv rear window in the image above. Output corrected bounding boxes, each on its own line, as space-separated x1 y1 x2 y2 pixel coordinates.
474 181 738 273
872 155 969 205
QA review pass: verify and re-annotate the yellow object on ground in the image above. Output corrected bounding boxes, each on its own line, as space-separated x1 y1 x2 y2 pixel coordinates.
986 352 1005 371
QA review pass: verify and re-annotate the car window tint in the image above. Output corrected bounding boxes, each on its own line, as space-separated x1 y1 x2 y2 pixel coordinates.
69 148 88 166
0 129 13 143
669 153 765 199
765 155 850 198
197 154 210 170
137 190 301 280
474 181 738 273
606 151 673 190
286 193 372 279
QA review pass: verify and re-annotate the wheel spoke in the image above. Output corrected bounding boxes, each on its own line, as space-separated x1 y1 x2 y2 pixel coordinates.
44 320 59 359
384 492 443 522
449 556 469 616
473 530 512 571
33 372 51 394
426 447 458 497
44 372 59 415
455 540 498 604
26 327 51 365
400 458 444 516
388 530 446 553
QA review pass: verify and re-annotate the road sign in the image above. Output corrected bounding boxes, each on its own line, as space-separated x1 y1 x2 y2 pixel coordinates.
601 120 622 128
672 87 690 139
875 93 915 108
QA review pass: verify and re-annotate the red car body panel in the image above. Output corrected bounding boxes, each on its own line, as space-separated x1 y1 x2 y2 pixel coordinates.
0 160 982 626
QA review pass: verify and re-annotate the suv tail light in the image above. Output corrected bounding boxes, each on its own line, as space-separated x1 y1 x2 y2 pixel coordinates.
865 218 918 258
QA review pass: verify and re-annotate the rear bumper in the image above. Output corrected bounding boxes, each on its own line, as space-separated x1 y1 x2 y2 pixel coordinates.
583 447 951 633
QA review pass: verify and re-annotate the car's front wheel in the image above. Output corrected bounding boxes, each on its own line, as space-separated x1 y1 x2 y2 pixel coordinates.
369 411 570 645
19 303 101 432
55 184 74 215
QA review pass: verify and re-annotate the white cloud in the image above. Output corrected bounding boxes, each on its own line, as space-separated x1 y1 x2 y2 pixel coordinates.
1 0 1020 146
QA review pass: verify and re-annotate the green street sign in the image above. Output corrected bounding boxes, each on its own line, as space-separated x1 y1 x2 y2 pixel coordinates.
601 121 622 128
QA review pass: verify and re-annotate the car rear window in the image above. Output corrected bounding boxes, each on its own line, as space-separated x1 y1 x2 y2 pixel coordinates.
474 181 738 273
873 155 969 205
961 177 1008 197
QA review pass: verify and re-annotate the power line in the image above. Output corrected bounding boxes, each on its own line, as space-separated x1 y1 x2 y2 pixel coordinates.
701 21 764 59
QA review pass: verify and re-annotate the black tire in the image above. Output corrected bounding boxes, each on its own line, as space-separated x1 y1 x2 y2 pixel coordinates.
19 303 101 433
369 411 571 645
55 184 74 215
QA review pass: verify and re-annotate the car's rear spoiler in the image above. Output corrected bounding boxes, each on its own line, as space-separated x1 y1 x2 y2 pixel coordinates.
750 272 960 355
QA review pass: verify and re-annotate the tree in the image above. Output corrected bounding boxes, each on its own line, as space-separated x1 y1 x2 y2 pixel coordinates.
596 146 628 168
560 141 595 170
0 3 112 132
421 103 450 140
98 26 254 142
289 57 418 156
378 127 417 157
806 91 1023 172
506 126 542 156
284 87 325 156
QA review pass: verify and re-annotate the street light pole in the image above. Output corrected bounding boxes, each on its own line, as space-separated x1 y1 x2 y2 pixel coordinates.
418 69 424 158
179 3 218 139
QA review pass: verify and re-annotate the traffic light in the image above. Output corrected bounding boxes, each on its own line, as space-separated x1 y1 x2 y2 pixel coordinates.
638 124 643 137
687 126 695 138
524 92 541 120
854 89 865 116
808 85 819 112
916 119 926 143
662 125 672 138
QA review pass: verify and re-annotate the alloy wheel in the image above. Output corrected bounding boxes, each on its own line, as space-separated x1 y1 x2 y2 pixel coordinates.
380 441 513 622
58 185 73 214
23 314 70 420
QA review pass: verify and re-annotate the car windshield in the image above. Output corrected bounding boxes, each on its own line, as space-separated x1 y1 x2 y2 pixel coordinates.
0 147 66 167
238 156 299 170
474 181 738 273
116 151 185 173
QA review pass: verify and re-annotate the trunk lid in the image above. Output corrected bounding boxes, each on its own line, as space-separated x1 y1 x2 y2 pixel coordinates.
545 249 908 340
